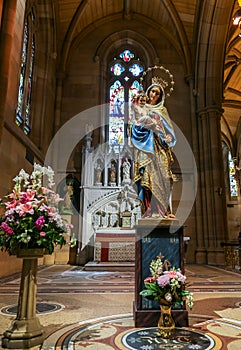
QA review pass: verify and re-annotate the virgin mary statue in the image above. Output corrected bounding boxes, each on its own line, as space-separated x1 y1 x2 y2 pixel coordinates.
130 69 176 218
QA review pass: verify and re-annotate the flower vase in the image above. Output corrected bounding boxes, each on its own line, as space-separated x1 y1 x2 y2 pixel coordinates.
158 304 175 339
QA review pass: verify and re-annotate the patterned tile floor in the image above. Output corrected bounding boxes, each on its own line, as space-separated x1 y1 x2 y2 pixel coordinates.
0 264 241 349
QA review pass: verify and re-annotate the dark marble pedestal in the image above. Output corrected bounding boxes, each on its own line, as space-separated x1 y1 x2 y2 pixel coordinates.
134 218 188 327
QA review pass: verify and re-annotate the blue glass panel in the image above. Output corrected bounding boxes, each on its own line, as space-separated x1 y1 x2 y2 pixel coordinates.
228 151 238 197
120 49 134 62
16 21 28 120
24 35 35 132
109 81 125 148
110 63 125 76
129 63 143 76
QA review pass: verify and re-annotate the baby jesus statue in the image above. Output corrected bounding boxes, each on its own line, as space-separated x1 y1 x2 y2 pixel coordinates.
131 93 164 134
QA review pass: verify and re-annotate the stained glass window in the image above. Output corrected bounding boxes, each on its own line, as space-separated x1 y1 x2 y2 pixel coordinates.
120 49 134 62
108 49 144 151
129 63 143 77
16 22 28 127
109 81 125 147
15 8 35 135
128 80 142 121
228 151 238 198
110 63 125 76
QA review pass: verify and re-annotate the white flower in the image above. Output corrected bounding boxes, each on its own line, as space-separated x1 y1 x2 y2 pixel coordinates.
44 166 55 188
13 169 30 190
31 164 44 189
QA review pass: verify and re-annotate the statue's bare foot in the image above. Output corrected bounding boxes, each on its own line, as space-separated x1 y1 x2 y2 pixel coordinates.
152 213 160 218
168 213 175 218
142 209 152 218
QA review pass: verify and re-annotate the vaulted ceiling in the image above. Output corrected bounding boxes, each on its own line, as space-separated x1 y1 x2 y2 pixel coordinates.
52 0 241 131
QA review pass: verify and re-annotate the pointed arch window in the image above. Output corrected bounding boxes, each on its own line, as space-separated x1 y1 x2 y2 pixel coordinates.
228 151 238 198
15 8 36 135
108 49 144 151
222 141 239 200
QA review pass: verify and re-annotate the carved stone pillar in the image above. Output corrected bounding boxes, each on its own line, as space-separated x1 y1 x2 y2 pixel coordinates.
196 106 227 265
185 74 206 263
2 250 45 348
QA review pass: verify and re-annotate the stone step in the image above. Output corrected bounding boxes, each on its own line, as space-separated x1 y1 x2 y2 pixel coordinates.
84 261 135 272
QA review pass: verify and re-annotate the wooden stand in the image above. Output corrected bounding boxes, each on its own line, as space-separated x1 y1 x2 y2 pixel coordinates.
134 218 188 327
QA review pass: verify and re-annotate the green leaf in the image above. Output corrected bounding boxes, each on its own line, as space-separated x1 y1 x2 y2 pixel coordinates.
140 290 155 297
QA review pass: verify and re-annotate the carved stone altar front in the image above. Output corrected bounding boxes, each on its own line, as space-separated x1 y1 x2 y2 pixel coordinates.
79 132 142 263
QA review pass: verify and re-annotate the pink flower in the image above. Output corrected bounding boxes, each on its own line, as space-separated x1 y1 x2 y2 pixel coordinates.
5 200 17 209
0 222 14 235
20 193 28 203
20 189 36 203
144 276 155 283
167 271 178 280
18 203 34 216
26 189 36 201
41 187 51 194
8 190 18 200
176 271 186 282
40 231 46 237
157 274 170 287
65 223 74 229
35 216 45 230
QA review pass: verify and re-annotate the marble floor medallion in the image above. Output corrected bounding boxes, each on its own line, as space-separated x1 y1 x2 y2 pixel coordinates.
115 327 222 350
0 302 64 316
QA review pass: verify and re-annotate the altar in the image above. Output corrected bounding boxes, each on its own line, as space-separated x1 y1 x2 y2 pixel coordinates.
94 228 136 262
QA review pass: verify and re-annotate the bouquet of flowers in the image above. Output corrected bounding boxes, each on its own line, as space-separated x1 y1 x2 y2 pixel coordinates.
0 163 76 255
140 255 194 309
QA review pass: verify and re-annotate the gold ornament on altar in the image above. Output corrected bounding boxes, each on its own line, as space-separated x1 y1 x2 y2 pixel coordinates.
139 65 175 97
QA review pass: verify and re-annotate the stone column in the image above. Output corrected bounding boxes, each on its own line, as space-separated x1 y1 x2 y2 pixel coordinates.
185 74 207 263
2 251 44 349
196 106 227 265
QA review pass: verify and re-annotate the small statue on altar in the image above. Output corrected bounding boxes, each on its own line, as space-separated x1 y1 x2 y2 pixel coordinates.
62 181 74 211
109 161 116 185
95 162 102 185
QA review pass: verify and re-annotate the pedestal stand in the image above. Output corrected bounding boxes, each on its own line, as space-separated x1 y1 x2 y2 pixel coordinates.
2 249 45 349
133 218 188 327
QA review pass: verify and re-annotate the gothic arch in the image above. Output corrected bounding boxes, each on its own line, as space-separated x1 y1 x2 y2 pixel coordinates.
195 1 234 109
94 30 157 67
94 30 156 107
60 3 192 75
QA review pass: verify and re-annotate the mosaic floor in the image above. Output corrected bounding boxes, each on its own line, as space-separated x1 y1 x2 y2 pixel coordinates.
0 264 241 349
41 314 240 349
